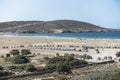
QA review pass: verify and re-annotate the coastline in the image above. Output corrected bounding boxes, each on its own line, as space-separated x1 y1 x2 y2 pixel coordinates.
0 35 120 62
1 32 120 39
1 34 120 40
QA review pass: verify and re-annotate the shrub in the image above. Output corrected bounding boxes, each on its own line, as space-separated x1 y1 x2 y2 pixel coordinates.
0 66 3 71
46 54 87 68
10 55 29 64
56 63 71 74
44 57 50 61
108 56 112 60
25 65 37 72
7 66 17 70
4 57 12 62
21 49 31 56
97 57 101 61
10 49 19 56
116 51 120 57
0 71 13 77
18 65 27 71
104 56 107 60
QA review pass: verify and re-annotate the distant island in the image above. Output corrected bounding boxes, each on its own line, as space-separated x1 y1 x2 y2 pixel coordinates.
0 20 119 33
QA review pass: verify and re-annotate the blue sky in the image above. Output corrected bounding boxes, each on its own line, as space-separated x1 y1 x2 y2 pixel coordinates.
0 0 120 29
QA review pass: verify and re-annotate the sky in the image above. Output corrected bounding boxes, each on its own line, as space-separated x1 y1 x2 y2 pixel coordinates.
0 0 120 29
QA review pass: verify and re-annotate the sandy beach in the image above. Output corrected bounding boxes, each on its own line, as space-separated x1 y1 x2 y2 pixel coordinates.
0 35 120 62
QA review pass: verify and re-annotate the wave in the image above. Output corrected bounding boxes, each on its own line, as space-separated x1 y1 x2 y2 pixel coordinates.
2 32 120 39
2 34 77 39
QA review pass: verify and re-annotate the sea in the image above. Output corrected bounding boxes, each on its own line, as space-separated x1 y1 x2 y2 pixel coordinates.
2 32 120 39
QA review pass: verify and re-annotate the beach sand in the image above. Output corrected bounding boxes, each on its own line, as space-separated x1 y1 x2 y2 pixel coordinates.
0 36 120 62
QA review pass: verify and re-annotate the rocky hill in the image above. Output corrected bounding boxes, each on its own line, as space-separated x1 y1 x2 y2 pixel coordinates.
0 20 112 33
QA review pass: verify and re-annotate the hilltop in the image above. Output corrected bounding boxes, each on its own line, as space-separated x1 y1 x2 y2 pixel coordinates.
0 20 113 33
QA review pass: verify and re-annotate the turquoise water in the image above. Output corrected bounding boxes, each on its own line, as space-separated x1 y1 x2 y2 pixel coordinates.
3 32 120 39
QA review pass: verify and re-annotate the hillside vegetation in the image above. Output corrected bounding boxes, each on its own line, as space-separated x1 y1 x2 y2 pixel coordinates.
0 20 111 33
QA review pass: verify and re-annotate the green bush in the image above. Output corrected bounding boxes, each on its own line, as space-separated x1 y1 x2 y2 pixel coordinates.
0 66 3 71
21 49 31 56
70 59 87 66
25 64 37 72
18 65 27 71
10 55 29 64
0 71 12 77
10 49 20 56
46 54 87 68
7 66 17 70
56 63 71 74
116 51 120 57
4 57 12 62
44 54 88 75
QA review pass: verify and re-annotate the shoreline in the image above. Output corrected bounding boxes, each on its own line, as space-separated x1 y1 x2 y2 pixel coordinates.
0 35 120 40
0 35 120 62
1 32 120 39
1 35 120 40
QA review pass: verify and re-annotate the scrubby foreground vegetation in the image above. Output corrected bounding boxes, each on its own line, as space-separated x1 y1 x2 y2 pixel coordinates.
78 70 120 80
44 53 88 74
6 64 120 80
0 49 88 79
0 50 120 80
